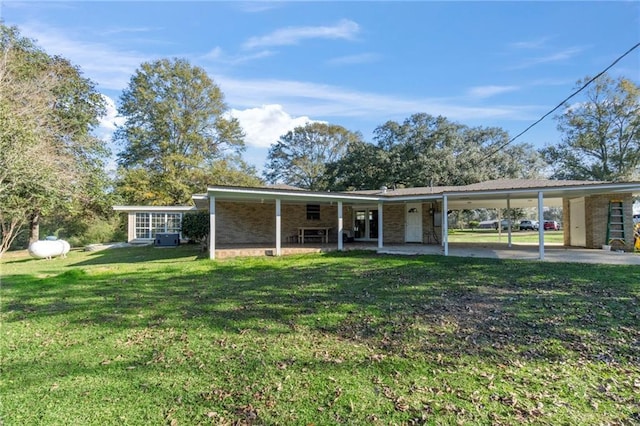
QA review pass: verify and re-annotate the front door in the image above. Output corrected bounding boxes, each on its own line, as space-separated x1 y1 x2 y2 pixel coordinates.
405 203 423 242
354 208 379 241
570 197 586 247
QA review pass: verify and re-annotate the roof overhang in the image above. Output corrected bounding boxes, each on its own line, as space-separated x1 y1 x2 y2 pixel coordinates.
443 182 640 210
113 205 198 212
205 186 381 204
193 181 640 211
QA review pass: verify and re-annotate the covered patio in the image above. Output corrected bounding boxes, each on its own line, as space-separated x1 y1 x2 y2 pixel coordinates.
212 241 640 265
199 179 640 261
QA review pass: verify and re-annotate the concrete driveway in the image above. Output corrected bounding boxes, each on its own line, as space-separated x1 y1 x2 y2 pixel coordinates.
375 243 640 265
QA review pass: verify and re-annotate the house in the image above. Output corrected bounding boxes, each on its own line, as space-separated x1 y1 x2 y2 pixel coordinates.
114 178 640 259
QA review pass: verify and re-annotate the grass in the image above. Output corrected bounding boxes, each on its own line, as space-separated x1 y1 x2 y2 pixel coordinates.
448 229 565 244
1 246 639 425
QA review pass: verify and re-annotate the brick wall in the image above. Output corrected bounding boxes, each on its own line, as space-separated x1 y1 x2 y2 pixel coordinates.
422 202 439 244
585 193 634 251
383 204 405 243
562 198 571 246
215 201 353 244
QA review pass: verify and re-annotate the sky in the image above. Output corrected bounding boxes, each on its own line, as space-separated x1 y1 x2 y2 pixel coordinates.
2 1 639 176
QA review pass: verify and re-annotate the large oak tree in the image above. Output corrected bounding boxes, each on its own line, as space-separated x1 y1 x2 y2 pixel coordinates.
0 25 108 254
541 74 640 181
115 58 259 205
326 113 543 191
264 122 362 190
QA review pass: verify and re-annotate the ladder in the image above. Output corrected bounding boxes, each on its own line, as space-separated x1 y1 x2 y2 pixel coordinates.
606 200 625 247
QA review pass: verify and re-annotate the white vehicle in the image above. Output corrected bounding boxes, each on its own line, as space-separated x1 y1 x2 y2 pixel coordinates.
519 220 539 231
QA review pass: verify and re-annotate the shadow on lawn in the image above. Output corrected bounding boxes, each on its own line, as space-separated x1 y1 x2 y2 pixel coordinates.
4 250 640 365
69 244 209 266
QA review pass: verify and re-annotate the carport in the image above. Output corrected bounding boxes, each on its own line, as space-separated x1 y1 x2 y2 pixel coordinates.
439 179 640 259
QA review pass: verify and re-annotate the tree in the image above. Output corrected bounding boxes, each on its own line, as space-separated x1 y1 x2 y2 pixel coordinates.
327 113 543 191
115 58 254 205
181 211 210 250
541 74 640 181
264 122 362 190
0 25 107 254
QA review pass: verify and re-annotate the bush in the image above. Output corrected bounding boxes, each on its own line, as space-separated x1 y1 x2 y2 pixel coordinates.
181 211 209 248
39 216 126 248
468 220 479 230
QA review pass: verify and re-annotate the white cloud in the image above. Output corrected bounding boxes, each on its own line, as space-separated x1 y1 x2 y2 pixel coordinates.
217 76 536 124
243 19 360 49
468 85 519 99
510 46 586 70
97 94 125 133
17 22 151 91
509 37 552 50
229 104 319 148
327 52 381 66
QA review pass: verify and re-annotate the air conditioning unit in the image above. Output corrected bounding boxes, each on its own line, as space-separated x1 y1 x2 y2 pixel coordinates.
155 233 180 247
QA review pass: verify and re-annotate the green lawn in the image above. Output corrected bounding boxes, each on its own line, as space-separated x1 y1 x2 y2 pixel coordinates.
2 246 639 425
448 229 565 244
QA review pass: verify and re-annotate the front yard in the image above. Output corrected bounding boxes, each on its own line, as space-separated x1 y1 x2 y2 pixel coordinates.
1 246 639 425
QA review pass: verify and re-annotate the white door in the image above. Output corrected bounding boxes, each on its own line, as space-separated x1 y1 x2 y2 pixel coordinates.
405 203 423 242
570 197 586 247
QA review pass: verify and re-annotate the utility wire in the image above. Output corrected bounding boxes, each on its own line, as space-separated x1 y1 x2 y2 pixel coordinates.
477 41 640 165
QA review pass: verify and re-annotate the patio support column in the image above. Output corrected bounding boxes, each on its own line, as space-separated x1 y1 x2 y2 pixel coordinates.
507 197 512 248
337 201 343 251
209 195 216 260
443 195 449 256
538 191 545 260
377 202 384 249
275 198 282 256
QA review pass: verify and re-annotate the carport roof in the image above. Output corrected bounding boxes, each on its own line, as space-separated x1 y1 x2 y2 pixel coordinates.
201 179 640 206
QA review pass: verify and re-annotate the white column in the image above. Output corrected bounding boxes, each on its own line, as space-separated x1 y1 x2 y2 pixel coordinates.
275 198 282 256
128 212 135 242
377 202 384 249
337 201 344 251
443 195 449 256
507 198 512 248
538 191 545 260
209 196 216 260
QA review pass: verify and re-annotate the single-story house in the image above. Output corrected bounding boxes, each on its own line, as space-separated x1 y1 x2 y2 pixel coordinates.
114 178 640 260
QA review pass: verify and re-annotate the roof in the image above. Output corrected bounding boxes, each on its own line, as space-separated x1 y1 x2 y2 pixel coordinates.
116 179 640 211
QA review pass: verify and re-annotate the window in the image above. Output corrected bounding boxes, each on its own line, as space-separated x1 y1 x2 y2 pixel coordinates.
135 213 183 239
306 204 320 221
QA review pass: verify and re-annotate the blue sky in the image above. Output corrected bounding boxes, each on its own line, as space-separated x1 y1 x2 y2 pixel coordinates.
2 1 639 174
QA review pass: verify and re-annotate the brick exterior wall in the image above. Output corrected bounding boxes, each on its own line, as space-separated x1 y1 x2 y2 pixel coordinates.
423 202 440 244
563 193 634 251
215 201 354 244
383 204 405 243
562 198 571 247
585 193 634 251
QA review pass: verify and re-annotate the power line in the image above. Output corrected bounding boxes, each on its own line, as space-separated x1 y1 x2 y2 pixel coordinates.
477 41 640 164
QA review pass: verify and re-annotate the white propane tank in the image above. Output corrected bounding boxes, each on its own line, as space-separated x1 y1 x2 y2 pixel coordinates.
28 240 70 259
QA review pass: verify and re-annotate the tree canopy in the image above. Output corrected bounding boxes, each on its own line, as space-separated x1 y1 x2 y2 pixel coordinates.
0 25 108 254
264 122 362 190
115 58 258 205
541 74 640 181
327 113 543 191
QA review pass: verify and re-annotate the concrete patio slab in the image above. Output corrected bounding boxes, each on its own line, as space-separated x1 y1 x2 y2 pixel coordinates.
376 243 640 265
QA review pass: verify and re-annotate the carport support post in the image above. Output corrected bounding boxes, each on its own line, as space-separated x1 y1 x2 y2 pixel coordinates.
337 201 343 251
378 202 384 249
275 198 282 256
209 195 216 260
507 197 512 248
443 195 449 256
538 191 545 260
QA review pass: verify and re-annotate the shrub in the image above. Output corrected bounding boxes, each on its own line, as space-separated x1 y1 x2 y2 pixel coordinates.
181 211 209 249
